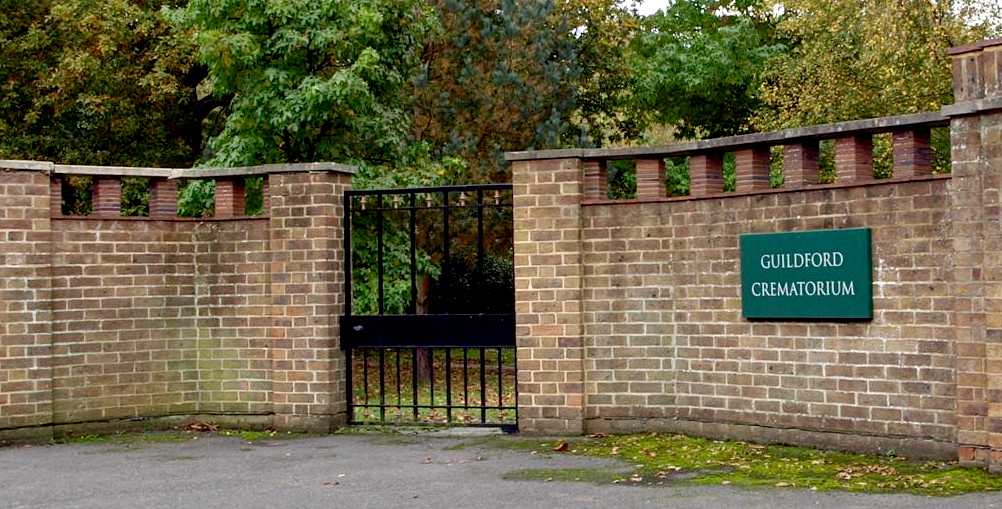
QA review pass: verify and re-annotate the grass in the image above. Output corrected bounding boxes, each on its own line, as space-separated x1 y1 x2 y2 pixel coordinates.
473 433 1002 497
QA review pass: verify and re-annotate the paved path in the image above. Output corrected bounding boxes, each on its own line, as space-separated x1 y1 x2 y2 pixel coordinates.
2 431 1002 509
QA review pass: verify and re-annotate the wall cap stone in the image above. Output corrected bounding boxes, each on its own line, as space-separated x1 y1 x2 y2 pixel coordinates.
504 112 947 162
174 162 356 178
0 160 55 172
942 96 1002 117
0 160 356 178
947 37 1002 56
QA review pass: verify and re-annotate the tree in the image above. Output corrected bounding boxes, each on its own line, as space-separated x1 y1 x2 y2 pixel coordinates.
754 0 992 130
0 0 205 167
560 0 645 148
412 0 580 181
176 0 438 168
630 0 786 139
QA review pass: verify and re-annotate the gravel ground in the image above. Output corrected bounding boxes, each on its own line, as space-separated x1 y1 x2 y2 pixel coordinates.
2 431 1001 509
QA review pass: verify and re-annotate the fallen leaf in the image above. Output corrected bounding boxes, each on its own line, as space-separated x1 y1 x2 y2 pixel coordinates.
183 421 218 433
775 482 792 487
553 441 569 452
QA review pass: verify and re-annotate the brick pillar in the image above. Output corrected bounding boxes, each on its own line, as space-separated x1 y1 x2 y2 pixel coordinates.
268 170 351 431
92 176 121 216
784 141 820 188
150 179 178 218
835 135 873 183
689 153 723 196
0 167 53 438
583 160 607 200
734 146 771 191
512 157 585 434
945 38 1002 471
635 159 665 199
215 178 245 218
893 128 932 177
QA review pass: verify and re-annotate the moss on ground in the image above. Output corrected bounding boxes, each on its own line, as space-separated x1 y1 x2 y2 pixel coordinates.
216 429 317 443
475 433 1002 496
53 431 193 446
502 467 626 484
52 428 315 447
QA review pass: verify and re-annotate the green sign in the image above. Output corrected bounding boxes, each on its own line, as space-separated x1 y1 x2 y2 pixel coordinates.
740 228 872 320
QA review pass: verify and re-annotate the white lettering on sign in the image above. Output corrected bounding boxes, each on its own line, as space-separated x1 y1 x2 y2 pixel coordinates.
750 280 856 297
759 251 844 270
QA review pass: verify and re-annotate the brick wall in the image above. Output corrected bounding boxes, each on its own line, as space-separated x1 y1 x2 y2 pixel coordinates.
509 38 1002 467
579 179 955 449
51 218 198 424
0 165 351 438
512 151 960 457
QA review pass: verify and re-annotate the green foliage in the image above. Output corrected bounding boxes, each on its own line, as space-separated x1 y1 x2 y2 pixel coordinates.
0 0 203 167
122 177 150 216
606 160 636 199
931 128 952 174
631 0 786 139
755 0 989 130
351 214 441 315
722 152 736 192
245 177 265 216
665 158 689 197
560 0 644 147
178 179 214 218
175 0 437 167
349 142 468 314
873 134 893 180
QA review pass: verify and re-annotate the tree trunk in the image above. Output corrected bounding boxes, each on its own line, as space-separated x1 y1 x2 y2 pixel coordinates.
415 274 432 382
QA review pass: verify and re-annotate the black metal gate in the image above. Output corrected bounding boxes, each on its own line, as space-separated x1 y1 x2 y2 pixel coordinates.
340 184 516 430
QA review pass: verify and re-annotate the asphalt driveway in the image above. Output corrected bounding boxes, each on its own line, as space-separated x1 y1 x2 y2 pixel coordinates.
2 431 1001 509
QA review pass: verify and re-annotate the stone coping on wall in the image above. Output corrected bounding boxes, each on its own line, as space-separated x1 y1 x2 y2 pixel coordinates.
0 160 356 177
504 111 949 162
946 37 1002 55
49 215 271 222
581 173 952 206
